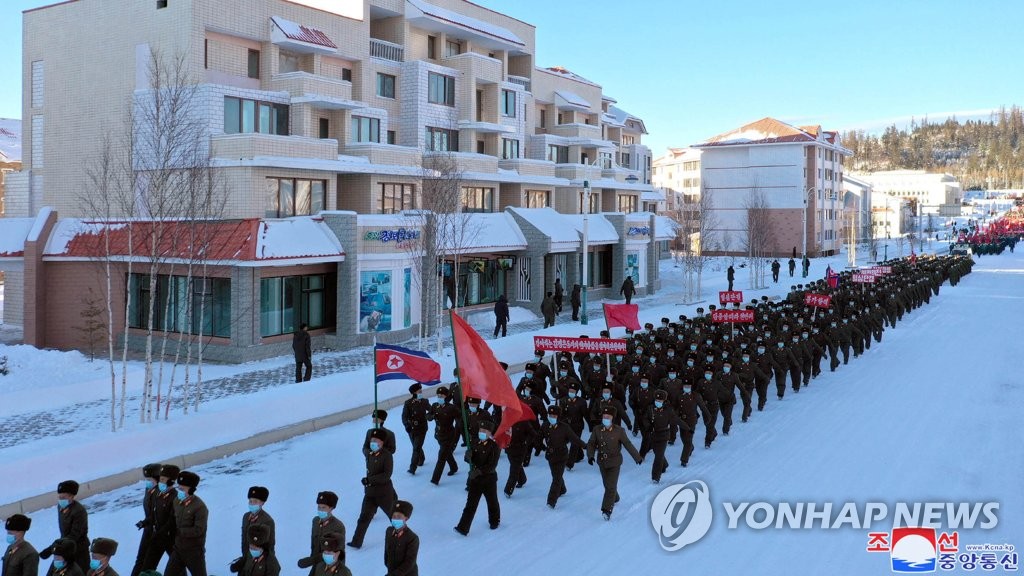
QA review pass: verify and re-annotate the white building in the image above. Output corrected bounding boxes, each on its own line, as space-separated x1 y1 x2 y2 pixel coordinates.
842 174 873 242
854 170 963 216
870 193 911 238
652 147 701 210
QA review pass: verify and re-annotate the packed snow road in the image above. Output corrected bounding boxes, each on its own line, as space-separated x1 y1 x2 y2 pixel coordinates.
24 251 1024 575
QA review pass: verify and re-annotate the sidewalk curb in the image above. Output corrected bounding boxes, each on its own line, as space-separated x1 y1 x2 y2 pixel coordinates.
0 360 530 518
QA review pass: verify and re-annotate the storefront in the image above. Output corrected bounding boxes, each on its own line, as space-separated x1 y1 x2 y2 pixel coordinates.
437 212 527 310
354 214 424 335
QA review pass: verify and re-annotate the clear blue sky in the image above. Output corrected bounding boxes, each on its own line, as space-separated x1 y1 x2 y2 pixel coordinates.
3 0 1022 156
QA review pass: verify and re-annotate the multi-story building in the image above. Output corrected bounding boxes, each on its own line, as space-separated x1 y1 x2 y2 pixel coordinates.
652 147 702 210
4 0 670 360
841 174 873 243
852 170 963 217
0 118 20 218
693 117 850 257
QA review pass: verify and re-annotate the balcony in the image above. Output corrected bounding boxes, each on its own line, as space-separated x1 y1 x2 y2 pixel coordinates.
210 133 337 161
498 158 556 178
548 123 602 141
269 72 363 109
555 164 603 182
506 75 530 91
370 38 404 62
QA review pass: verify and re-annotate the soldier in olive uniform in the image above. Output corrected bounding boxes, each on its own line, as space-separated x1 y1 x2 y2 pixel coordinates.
229 487 274 573
130 464 162 576
164 471 208 576
137 465 178 573
717 361 740 435
426 386 460 484
297 491 345 575
503 390 541 498
50 481 90 574
537 405 587 508
401 384 430 475
236 525 278 576
3 514 39 576
87 538 118 576
313 535 351 576
643 390 687 483
362 410 397 456
42 538 82 576
587 406 643 520
383 501 418 576
454 421 501 535
348 429 395 550
695 368 719 448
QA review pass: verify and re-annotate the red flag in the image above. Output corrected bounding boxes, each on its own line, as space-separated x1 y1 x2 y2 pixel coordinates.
603 303 641 331
449 311 534 448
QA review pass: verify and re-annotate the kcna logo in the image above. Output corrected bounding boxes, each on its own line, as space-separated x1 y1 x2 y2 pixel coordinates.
650 480 713 552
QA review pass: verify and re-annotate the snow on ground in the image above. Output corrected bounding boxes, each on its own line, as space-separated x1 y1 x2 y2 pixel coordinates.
15 246 1024 575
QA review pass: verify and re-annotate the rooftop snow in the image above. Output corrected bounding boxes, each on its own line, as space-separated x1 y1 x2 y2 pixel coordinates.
654 215 680 240
541 66 600 87
555 90 592 110
507 207 581 251
561 213 619 244
0 118 22 163
406 0 525 47
255 217 345 262
436 212 527 254
0 217 35 257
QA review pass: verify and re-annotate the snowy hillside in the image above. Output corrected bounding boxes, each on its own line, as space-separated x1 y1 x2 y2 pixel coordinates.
17 249 1024 575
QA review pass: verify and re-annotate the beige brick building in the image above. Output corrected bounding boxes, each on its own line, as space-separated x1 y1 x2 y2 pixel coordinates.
5 0 663 360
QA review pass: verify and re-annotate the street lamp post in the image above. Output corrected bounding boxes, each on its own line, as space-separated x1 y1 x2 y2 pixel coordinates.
581 180 591 325
802 187 814 278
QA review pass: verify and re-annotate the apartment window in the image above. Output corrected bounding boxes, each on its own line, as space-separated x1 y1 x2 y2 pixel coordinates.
247 49 260 79
387 130 396 145
540 109 546 128
204 39 208 69
223 97 288 135
350 116 381 143
279 51 301 73
379 183 415 213
599 152 613 169
427 35 437 59
621 152 631 168
501 90 516 117
377 73 396 98
265 178 326 218
501 138 520 160
683 161 699 171
318 118 329 139
427 72 455 105
426 127 458 151
260 274 335 337
623 135 635 146
526 190 550 208
128 274 231 338
618 195 638 213
579 191 600 214
342 68 352 82
557 112 563 124
461 187 494 212
546 144 568 163
157 0 168 8
445 39 462 57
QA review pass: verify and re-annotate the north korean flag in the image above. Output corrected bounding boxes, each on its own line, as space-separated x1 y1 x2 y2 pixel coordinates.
374 343 442 386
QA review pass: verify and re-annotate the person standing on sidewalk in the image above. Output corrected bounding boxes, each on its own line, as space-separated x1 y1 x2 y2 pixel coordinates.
727 265 735 291
570 284 582 321
492 294 509 338
553 278 564 314
293 324 312 382
619 276 636 305
541 292 557 328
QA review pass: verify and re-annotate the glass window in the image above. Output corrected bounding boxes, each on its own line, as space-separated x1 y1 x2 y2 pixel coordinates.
279 51 301 73
295 180 311 216
501 90 516 117
266 178 327 217
241 99 256 133
546 145 568 163
128 274 230 337
311 181 325 213
427 36 437 59
501 138 519 160
223 97 288 135
377 73 395 98
461 187 494 213
278 179 294 217
247 49 260 79
426 127 458 152
351 116 380 143
224 97 241 134
526 190 549 208
261 274 334 336
445 39 462 57
259 103 273 134
380 183 415 214
318 118 329 139
618 194 638 213
428 72 455 106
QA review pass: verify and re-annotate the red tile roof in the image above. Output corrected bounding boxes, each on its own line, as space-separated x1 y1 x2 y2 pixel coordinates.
698 117 818 147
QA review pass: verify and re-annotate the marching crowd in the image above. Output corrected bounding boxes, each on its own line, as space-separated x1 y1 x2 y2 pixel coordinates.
3 254 975 576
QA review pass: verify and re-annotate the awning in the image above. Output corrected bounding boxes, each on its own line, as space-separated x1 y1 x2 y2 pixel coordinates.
561 214 619 245
506 207 581 252
437 212 526 254
405 0 526 51
270 16 338 54
555 90 591 111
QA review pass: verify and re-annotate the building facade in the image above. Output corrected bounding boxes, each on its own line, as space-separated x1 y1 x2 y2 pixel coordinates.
693 117 851 258
852 170 963 217
652 146 702 209
5 0 660 360
841 174 873 244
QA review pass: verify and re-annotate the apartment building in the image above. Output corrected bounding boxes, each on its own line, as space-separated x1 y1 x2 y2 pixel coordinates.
4 0 665 360
693 117 851 258
652 146 702 210
852 170 963 217
841 174 874 243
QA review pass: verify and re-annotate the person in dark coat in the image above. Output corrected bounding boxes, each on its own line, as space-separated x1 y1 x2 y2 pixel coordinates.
137 465 178 573
42 538 83 576
3 514 39 576
502 394 541 498
492 295 509 338
537 405 587 508
362 410 397 456
297 491 345 575
293 323 312 382
426 387 460 484
383 501 418 576
401 384 430 475
164 471 207 576
771 259 781 282
130 464 162 576
727 265 735 291
587 406 643 520
454 421 501 535
313 534 351 576
619 277 636 305
540 292 557 328
570 284 582 321
553 278 564 314
788 258 796 277
348 429 395 550
51 481 89 574
643 390 688 483
87 537 119 576
229 487 274 573
236 526 278 576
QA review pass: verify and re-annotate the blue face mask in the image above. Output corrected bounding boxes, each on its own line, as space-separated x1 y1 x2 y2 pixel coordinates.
5 535 15 545
391 519 405 530
90 559 103 570
615 355 623 361
57 498 70 509
547 416 557 425
322 553 336 566
668 373 677 379
525 372 533 379
602 392 611 400
469 406 478 413
723 367 731 373
249 548 262 558
704 374 712 380
144 479 156 490
316 510 329 520
649 357 656 363
54 560 66 570
690 345 697 351
157 482 169 493
478 431 488 441
176 489 187 501
683 387 692 394
654 400 664 408
248 504 261 514
568 391 577 399
522 390 531 397
559 371 568 377
687 360 694 367
601 418 612 427
640 382 649 389
631 366 640 373
369 441 381 452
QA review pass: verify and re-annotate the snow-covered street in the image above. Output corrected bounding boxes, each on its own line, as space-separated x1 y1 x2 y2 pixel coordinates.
18 249 1024 574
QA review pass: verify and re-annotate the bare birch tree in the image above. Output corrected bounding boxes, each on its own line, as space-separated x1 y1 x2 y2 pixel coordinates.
741 187 775 290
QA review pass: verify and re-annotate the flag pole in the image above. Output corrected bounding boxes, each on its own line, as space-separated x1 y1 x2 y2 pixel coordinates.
373 334 379 429
448 309 473 450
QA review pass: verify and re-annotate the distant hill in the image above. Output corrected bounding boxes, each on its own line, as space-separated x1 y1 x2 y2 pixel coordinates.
0 118 21 164
842 106 1024 190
